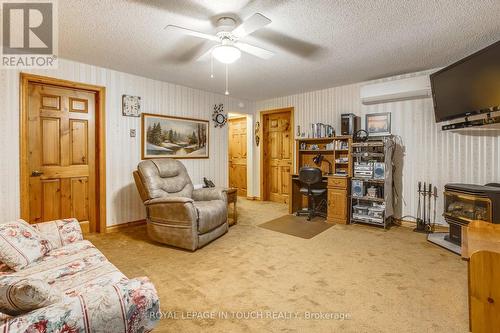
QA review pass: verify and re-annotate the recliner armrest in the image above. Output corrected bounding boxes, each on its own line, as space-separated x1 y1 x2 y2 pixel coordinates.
144 196 194 205
192 187 227 202
145 197 198 226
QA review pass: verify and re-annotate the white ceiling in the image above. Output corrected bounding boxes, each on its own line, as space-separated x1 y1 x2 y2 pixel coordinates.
59 0 500 100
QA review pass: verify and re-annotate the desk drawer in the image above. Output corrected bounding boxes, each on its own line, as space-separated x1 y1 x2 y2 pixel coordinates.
328 177 348 189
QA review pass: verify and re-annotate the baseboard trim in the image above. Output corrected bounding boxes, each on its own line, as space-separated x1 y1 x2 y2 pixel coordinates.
246 196 261 201
106 219 146 233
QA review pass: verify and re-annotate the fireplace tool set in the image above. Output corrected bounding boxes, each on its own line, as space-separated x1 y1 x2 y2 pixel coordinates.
414 181 437 233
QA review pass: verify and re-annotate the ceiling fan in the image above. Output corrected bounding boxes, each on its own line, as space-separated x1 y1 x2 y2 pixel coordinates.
165 13 275 64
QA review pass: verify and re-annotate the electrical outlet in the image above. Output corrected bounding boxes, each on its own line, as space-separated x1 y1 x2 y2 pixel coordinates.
130 129 136 137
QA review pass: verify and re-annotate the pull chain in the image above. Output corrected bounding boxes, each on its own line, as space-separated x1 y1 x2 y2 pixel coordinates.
210 53 214 79
225 64 229 95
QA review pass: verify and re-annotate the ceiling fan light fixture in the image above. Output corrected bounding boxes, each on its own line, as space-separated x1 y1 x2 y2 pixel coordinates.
212 45 241 64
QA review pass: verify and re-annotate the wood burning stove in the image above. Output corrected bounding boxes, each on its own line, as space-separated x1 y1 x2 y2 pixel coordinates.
444 183 500 245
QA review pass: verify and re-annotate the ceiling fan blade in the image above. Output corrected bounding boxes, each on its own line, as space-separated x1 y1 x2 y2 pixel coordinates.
196 46 215 62
235 42 274 59
232 13 271 38
252 29 323 58
177 41 217 63
165 25 219 42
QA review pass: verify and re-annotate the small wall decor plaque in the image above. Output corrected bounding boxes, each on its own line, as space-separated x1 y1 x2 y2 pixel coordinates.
122 95 141 117
212 103 227 128
255 121 260 146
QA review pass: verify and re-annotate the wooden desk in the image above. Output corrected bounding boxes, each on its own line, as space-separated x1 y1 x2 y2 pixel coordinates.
292 136 352 223
289 174 350 224
289 174 328 214
462 221 500 333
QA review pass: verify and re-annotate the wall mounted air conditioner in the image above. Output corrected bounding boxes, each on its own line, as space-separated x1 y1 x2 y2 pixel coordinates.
360 75 431 105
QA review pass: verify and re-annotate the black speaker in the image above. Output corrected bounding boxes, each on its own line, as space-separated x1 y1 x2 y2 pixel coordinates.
352 179 364 197
341 113 360 135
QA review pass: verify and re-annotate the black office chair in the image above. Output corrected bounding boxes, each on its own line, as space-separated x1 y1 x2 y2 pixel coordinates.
296 167 327 221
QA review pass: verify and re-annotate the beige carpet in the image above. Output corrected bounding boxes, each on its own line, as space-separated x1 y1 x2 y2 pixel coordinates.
259 215 332 239
87 198 468 333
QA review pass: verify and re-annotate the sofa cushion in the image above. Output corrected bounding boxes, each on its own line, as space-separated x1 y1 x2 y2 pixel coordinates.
8 240 126 298
0 277 159 333
193 200 227 234
0 220 52 271
0 277 60 315
32 218 83 249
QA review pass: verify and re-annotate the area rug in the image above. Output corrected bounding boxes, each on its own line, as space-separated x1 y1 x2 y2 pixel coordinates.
258 214 333 239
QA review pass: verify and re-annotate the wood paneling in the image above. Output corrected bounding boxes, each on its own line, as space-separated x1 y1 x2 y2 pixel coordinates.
228 117 247 197
327 190 347 221
469 250 500 333
462 221 500 332
69 120 88 165
281 166 290 195
69 97 88 113
41 179 61 221
71 177 89 221
41 95 60 110
327 175 350 225
41 118 60 166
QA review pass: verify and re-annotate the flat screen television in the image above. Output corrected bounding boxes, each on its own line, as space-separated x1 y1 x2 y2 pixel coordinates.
430 40 500 123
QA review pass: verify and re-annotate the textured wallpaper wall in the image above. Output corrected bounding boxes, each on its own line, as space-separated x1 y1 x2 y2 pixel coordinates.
256 70 500 224
0 59 253 226
1 62 498 227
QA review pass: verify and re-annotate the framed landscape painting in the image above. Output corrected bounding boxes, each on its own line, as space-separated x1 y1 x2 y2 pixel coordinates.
365 112 391 136
141 113 209 159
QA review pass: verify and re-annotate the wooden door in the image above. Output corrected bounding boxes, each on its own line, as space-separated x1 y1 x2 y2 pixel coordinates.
263 111 292 204
27 83 96 233
228 117 247 197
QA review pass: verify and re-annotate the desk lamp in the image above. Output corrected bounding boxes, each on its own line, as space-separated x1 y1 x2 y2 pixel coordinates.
313 154 332 175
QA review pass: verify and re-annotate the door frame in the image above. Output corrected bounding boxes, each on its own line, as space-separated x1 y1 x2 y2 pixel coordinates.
259 107 294 201
227 115 248 197
19 73 107 233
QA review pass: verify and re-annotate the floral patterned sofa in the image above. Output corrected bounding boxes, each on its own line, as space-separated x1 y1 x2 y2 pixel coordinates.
0 218 160 332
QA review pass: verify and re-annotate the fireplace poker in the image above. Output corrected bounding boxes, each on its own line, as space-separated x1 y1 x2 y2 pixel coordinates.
422 182 427 229
417 182 423 227
425 183 432 232
432 186 438 231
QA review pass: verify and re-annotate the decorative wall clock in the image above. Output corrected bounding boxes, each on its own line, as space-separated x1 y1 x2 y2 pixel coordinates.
212 103 227 127
122 95 141 117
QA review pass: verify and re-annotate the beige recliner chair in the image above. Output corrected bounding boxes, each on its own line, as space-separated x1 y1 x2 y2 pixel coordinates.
133 159 228 251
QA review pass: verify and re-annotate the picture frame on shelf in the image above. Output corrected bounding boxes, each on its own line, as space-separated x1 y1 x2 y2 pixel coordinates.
141 113 209 159
365 112 391 136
